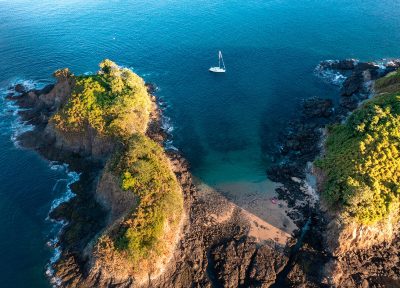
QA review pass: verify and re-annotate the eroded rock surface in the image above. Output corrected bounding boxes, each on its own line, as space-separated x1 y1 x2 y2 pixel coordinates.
8 76 290 288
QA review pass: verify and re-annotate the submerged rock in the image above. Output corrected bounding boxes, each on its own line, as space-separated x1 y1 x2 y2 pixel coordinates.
268 58 400 287
14 83 26 93
302 98 333 119
319 59 358 71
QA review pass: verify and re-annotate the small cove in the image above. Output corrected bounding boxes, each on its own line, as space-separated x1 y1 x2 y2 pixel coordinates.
1 0 400 286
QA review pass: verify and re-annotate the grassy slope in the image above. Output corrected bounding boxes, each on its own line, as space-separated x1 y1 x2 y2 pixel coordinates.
316 69 400 225
51 60 183 266
112 134 183 264
52 59 151 139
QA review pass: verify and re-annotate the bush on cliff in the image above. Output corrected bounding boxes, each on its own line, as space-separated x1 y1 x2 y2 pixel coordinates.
111 134 183 264
375 69 400 94
316 92 400 225
52 59 152 139
51 60 183 271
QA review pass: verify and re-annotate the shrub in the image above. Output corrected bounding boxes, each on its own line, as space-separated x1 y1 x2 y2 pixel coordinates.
52 59 152 139
51 60 183 268
375 69 400 94
112 134 183 263
316 93 400 225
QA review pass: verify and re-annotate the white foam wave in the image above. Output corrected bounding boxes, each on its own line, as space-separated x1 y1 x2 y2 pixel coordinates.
1 79 76 287
45 246 63 287
152 87 179 152
49 167 79 213
0 79 43 146
165 139 179 151
161 115 174 134
10 121 35 146
49 161 70 172
314 63 347 86
45 163 80 287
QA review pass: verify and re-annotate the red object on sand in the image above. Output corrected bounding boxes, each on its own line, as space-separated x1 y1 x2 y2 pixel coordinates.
270 198 277 204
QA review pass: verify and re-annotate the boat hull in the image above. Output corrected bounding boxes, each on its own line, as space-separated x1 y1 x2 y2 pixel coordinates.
209 67 226 73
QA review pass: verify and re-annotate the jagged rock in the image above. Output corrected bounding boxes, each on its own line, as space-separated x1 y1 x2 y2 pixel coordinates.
341 72 364 96
339 95 358 110
267 163 304 182
210 238 287 287
302 98 333 119
320 59 358 71
269 59 400 288
385 59 400 73
14 83 26 93
354 62 379 73
36 83 55 95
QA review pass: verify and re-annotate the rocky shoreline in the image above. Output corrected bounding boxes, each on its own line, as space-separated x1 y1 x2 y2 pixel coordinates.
7 72 290 287
267 58 400 287
6 58 400 287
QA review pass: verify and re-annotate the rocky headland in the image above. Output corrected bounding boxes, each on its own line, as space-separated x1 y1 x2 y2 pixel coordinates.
7 60 292 287
6 57 400 288
267 58 400 287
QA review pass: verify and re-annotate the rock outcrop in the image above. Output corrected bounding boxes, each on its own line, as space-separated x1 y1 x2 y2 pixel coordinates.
268 58 400 287
315 59 400 287
10 57 400 288
8 67 290 287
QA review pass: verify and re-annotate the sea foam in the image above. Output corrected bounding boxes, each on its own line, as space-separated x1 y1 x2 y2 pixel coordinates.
0 79 42 146
1 79 76 287
45 162 80 287
314 62 347 86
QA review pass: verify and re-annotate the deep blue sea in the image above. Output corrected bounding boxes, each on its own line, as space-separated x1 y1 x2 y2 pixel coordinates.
0 1 400 287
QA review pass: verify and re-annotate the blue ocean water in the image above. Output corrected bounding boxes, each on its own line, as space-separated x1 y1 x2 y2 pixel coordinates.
0 0 400 286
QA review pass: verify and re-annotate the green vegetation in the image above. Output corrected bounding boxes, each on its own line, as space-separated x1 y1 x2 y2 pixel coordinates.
53 59 152 139
112 134 183 263
375 69 400 94
51 60 183 267
316 78 400 225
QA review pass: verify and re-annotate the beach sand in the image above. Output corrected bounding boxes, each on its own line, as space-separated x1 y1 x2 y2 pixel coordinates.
197 180 296 245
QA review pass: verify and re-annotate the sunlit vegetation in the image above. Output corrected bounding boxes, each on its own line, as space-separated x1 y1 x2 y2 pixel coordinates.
316 81 400 225
52 59 152 139
51 60 183 266
375 69 400 94
111 134 183 264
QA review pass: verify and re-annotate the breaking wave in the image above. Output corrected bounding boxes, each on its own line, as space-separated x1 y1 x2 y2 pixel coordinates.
314 62 347 86
45 162 80 287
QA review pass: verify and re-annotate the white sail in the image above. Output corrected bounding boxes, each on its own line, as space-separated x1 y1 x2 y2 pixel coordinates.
219 51 226 70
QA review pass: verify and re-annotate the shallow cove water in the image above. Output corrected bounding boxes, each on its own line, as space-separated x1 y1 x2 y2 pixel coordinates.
1 0 400 286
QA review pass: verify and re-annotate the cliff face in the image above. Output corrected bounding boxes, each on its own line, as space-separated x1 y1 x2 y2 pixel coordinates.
95 168 138 225
314 60 400 287
265 59 400 287
10 68 116 160
315 164 399 257
9 61 292 288
46 122 116 159
324 212 399 256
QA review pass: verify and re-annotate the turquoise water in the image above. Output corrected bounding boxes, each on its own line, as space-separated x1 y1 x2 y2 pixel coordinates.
0 0 400 286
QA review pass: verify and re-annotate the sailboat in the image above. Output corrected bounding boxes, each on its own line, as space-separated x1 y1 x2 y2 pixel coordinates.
209 51 226 73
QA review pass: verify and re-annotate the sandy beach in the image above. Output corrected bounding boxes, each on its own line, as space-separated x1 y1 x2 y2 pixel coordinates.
197 179 297 245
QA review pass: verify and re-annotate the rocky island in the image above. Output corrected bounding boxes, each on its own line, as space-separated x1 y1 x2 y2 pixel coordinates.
6 58 400 287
